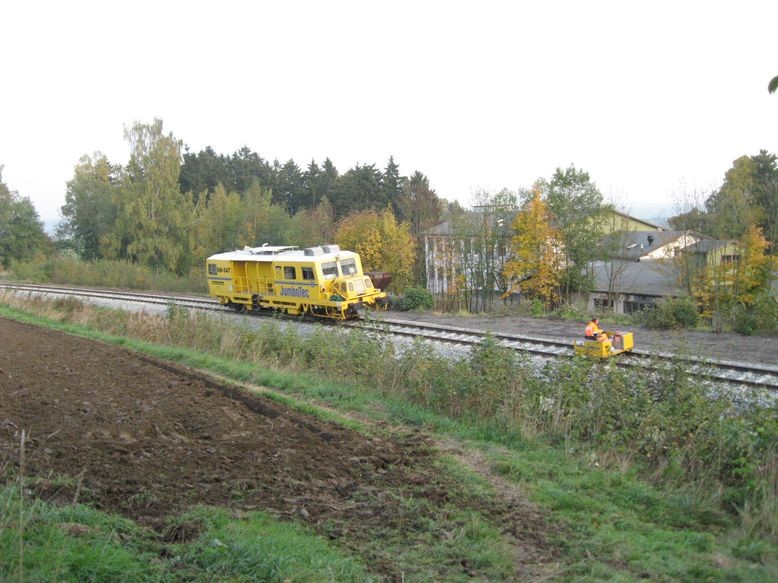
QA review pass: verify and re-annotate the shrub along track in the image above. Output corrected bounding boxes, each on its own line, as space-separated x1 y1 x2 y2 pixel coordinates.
3 283 775 388
0 317 558 580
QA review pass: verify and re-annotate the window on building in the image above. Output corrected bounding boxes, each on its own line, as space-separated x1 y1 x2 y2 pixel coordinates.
624 301 655 314
593 298 613 310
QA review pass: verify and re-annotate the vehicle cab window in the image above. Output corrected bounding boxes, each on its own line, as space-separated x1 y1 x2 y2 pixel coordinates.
321 261 337 279
302 267 315 281
284 266 296 279
340 258 357 275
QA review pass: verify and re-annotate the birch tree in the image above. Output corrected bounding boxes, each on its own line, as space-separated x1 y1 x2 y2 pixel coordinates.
103 119 192 273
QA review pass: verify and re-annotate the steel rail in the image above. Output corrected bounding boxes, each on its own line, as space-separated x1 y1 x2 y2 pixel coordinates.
0 282 218 311
2 282 776 389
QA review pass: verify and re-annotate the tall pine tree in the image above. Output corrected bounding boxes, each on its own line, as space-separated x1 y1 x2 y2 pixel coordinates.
398 171 442 284
381 156 401 215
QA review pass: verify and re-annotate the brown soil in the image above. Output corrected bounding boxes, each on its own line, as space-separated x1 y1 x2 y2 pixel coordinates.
0 317 557 580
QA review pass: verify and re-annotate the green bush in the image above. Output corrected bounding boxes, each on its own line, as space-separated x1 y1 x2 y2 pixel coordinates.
672 297 699 328
639 299 677 329
531 298 545 316
732 295 778 335
9 258 52 281
550 302 589 320
397 287 434 311
639 297 699 329
732 306 758 336
10 255 207 294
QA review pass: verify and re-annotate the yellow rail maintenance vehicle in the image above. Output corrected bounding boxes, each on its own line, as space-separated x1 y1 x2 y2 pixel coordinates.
206 244 388 319
573 330 635 359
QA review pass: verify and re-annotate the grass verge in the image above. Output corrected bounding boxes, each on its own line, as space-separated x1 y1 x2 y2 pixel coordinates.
0 483 372 582
0 298 776 580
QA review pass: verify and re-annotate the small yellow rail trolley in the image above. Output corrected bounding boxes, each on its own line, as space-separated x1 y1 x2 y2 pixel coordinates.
573 330 635 359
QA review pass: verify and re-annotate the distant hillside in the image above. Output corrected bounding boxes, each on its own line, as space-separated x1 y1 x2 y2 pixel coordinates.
647 215 670 228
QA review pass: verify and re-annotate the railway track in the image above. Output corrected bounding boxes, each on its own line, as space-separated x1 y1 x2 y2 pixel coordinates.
2 282 777 390
0 283 219 312
353 317 778 389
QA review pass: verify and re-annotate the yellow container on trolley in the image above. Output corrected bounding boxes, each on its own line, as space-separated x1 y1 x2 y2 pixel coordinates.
573 331 634 359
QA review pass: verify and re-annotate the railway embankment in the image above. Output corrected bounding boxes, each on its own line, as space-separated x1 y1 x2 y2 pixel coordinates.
1 291 776 580
371 309 778 366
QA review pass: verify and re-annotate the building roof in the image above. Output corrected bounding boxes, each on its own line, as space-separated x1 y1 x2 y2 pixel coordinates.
425 209 665 238
683 239 737 254
600 230 706 261
590 260 684 297
609 210 664 231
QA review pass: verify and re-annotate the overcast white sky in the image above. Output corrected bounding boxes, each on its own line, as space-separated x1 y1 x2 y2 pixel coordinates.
1 0 777 229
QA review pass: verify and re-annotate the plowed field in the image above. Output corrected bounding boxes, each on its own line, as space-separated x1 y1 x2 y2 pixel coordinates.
0 317 555 579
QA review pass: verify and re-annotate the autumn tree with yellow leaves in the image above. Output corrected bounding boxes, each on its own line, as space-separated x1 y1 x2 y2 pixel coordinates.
686 224 772 328
732 224 771 305
503 189 563 310
335 208 415 292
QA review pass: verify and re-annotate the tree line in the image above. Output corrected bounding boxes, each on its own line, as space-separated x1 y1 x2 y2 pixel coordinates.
0 118 775 320
670 151 777 248
667 150 777 328
428 166 612 312
51 119 449 289
428 157 776 321
0 167 51 269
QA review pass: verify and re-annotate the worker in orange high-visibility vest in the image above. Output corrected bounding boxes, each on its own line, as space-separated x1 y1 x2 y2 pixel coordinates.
585 317 609 342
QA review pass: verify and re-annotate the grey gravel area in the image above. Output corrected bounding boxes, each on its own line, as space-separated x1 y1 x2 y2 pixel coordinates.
370 310 778 366
5 285 775 366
